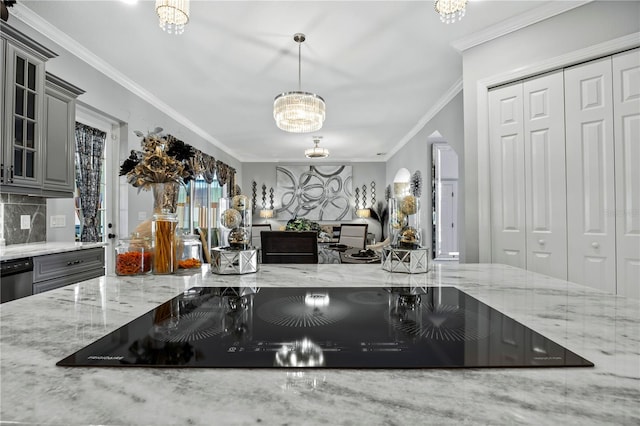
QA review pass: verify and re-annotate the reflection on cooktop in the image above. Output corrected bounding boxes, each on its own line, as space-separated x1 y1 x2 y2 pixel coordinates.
257 294 351 328
386 297 491 342
57 286 594 369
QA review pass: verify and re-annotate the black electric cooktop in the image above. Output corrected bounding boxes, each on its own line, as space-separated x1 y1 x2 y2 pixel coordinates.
57 286 593 369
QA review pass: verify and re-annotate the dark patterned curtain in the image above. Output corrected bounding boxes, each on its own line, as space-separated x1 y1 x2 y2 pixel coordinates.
75 123 106 242
215 160 230 186
199 152 217 184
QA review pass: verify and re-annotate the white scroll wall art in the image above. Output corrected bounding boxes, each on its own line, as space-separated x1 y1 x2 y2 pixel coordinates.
276 165 353 220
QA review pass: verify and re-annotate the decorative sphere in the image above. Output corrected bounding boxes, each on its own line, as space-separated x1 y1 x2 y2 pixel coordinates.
227 227 250 248
221 208 242 229
390 210 406 230
400 195 418 215
232 195 250 211
399 226 420 249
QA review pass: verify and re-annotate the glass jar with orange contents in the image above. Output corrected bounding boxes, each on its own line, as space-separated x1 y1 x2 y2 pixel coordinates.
115 233 152 276
178 234 202 270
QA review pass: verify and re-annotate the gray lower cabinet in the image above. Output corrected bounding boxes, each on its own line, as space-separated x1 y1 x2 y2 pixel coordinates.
33 247 105 294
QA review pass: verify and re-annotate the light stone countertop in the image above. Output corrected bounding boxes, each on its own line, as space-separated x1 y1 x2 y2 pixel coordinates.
0 241 107 261
0 263 638 425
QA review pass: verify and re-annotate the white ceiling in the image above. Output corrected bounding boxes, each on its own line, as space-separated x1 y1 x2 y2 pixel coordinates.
17 0 580 162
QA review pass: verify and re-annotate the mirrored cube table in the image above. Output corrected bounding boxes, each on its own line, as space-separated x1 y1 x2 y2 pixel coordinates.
211 248 259 275
381 247 430 274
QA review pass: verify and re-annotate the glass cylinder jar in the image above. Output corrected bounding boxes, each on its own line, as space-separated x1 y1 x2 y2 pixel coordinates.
178 234 203 270
218 195 252 250
389 196 421 249
115 235 152 276
152 210 178 274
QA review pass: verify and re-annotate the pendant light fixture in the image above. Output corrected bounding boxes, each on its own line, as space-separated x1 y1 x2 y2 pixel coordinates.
434 0 467 24
274 33 326 133
156 0 190 35
305 136 329 159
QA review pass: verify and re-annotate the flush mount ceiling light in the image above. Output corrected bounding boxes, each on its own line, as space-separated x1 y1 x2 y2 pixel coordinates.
305 136 329 159
274 33 326 133
156 0 190 35
434 0 467 24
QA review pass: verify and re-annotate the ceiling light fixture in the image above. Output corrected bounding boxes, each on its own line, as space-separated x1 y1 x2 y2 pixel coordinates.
305 136 329 159
434 0 467 24
156 0 190 35
274 33 326 133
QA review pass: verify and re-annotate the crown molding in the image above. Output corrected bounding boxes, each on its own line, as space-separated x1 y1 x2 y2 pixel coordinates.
383 77 463 162
45 72 86 97
481 32 640 89
451 0 592 52
0 20 58 60
12 2 242 161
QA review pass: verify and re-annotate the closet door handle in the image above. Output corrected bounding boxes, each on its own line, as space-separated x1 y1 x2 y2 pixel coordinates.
591 242 600 249
538 239 545 245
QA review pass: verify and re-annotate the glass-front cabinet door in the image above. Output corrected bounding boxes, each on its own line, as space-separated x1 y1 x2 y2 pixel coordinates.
2 42 45 189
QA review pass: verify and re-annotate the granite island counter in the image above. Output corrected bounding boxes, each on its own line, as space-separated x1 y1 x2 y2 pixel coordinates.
0 241 107 261
1 263 638 425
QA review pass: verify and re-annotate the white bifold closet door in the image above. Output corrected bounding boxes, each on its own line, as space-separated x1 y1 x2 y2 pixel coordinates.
489 83 526 269
565 57 617 294
489 71 567 279
523 71 568 280
612 49 640 299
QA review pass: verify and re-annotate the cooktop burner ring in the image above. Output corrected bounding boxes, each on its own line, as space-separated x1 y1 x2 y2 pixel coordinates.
257 295 350 328
386 302 492 342
152 310 226 343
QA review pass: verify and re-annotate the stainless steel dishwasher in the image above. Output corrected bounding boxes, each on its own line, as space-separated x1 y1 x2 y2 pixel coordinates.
1 257 34 303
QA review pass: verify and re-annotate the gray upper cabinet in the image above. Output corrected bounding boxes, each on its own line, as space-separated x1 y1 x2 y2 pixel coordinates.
43 73 84 195
1 25 56 191
3 41 46 189
0 24 84 198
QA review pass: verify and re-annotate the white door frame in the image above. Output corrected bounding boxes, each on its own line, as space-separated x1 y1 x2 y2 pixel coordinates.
436 180 458 259
75 103 122 275
475 33 639 263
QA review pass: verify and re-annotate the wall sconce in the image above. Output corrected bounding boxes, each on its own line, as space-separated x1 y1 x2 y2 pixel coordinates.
257 184 274 219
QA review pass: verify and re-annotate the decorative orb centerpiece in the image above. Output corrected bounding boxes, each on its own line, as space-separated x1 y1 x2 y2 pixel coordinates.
400 195 418 215
213 196 257 275
390 210 407 230
232 194 251 211
221 209 242 229
389 193 421 249
228 227 250 249
399 226 420 249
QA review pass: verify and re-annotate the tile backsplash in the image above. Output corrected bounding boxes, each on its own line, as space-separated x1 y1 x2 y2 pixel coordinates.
0 193 46 245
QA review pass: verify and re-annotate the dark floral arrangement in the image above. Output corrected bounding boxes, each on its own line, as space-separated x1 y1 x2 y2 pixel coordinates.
119 128 194 190
285 217 321 233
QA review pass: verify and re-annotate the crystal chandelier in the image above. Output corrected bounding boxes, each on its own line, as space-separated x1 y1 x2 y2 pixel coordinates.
305 136 329 159
434 0 467 24
156 0 190 35
274 33 326 133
